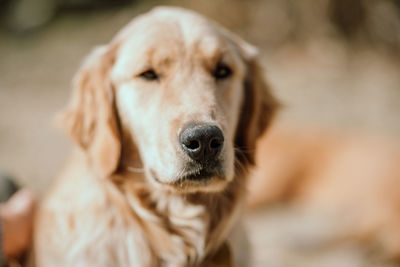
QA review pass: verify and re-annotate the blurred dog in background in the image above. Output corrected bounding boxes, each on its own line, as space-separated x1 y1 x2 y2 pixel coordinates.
248 127 400 259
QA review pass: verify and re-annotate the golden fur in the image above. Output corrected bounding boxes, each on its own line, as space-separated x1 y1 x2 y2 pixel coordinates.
34 7 277 267
248 128 400 259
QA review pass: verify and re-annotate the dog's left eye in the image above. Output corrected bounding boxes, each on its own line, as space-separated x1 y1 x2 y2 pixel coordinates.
138 69 159 81
213 64 232 80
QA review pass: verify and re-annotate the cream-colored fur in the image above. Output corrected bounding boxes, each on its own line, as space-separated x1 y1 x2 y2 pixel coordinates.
34 7 277 267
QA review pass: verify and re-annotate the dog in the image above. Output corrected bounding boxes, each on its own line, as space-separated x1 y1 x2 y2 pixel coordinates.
248 128 400 259
34 6 278 267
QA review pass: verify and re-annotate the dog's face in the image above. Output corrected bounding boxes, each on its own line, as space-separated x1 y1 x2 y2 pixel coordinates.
62 7 277 194
112 9 248 192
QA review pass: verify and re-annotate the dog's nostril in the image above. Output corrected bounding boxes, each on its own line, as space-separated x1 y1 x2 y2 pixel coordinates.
210 138 222 150
186 140 200 150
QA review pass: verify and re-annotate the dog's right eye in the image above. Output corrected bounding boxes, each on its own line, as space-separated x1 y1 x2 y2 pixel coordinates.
213 63 232 80
138 69 159 81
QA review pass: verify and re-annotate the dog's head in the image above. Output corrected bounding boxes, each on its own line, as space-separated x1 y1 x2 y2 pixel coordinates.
61 7 278 193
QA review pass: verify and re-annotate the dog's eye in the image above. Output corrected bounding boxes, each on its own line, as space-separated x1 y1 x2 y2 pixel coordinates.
213 64 232 80
138 69 159 81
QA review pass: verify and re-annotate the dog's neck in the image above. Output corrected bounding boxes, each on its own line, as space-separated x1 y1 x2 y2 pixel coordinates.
106 169 246 266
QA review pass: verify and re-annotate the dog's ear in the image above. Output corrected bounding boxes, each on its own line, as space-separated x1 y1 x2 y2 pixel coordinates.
60 45 121 178
234 38 279 167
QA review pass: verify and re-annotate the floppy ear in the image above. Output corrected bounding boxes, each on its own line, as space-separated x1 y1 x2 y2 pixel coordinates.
234 40 279 167
60 45 121 178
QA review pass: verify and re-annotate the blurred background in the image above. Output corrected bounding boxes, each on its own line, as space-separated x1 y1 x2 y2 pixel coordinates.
0 0 399 266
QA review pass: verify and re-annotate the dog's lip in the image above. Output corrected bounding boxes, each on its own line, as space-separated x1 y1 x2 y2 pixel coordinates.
179 168 217 181
149 168 223 186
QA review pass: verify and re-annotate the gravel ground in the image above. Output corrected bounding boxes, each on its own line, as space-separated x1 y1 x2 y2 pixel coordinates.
0 1 399 266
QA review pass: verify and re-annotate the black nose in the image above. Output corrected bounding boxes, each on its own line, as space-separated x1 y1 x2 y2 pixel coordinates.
179 123 224 162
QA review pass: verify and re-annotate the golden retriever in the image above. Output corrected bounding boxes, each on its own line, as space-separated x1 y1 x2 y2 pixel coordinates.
248 128 400 259
34 6 277 267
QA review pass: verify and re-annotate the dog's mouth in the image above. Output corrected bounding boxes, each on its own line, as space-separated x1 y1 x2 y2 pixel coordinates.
181 168 216 181
149 163 228 193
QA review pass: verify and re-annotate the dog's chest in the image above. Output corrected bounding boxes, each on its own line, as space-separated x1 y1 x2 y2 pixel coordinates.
38 170 236 267
137 194 211 266
122 182 241 266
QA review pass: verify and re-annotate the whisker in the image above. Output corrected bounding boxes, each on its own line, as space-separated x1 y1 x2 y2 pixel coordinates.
234 157 245 173
234 146 255 154
233 148 248 175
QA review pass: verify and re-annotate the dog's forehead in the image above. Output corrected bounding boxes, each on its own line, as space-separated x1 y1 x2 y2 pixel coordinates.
116 7 228 58
111 8 239 83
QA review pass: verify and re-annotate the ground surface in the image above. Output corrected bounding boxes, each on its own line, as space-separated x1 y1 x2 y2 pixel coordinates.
0 1 399 266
